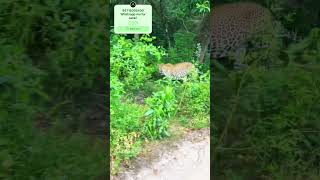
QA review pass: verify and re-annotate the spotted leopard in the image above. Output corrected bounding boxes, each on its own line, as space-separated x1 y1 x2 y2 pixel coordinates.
158 62 194 79
198 2 274 63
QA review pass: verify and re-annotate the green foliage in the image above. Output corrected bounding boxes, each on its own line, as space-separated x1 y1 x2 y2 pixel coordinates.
181 69 210 114
111 34 165 89
164 0 210 19
1 0 106 100
110 74 124 103
166 31 197 63
1 1 106 178
110 33 210 172
143 86 177 140
287 28 320 64
213 27 320 178
195 0 211 14
0 44 46 113
109 1 210 175
177 66 210 128
210 1 320 178
128 0 211 48
110 34 171 174
0 130 105 179
0 45 105 177
110 100 145 174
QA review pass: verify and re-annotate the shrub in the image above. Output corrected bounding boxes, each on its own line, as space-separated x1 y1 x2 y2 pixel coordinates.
0 1 107 178
168 64 210 128
213 27 320 178
143 86 177 140
110 101 145 174
180 68 210 115
110 73 147 174
110 34 165 89
166 31 197 63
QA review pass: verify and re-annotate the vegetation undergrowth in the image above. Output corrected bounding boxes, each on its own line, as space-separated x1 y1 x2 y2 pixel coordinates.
212 27 320 179
1 1 107 178
209 0 320 178
110 33 210 174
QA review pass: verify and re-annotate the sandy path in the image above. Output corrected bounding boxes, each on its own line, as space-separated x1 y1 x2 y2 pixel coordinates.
113 128 210 180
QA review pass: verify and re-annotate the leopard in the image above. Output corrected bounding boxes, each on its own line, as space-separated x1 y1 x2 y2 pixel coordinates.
158 62 195 79
197 2 275 66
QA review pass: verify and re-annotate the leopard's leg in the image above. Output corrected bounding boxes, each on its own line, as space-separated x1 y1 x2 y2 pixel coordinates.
232 43 248 70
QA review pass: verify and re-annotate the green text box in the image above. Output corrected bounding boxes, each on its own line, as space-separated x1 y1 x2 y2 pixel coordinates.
114 5 152 34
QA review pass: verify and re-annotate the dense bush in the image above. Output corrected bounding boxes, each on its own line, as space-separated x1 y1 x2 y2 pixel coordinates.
110 0 210 176
213 27 320 178
110 35 165 89
208 1 320 177
110 100 145 173
166 31 197 63
110 70 146 173
175 66 210 128
110 34 169 173
0 1 106 178
143 86 177 139
110 32 210 174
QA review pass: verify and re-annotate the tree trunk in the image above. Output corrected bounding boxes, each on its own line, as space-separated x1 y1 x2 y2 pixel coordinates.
197 12 212 63
198 36 210 63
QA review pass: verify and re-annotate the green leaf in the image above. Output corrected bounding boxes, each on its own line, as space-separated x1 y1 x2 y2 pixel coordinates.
0 76 11 84
0 139 9 146
144 109 154 116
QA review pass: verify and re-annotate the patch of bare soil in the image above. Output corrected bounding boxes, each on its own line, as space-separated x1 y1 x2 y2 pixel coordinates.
111 128 210 180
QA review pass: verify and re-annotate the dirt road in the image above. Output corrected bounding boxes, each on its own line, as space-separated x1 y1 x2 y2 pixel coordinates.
114 128 210 180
